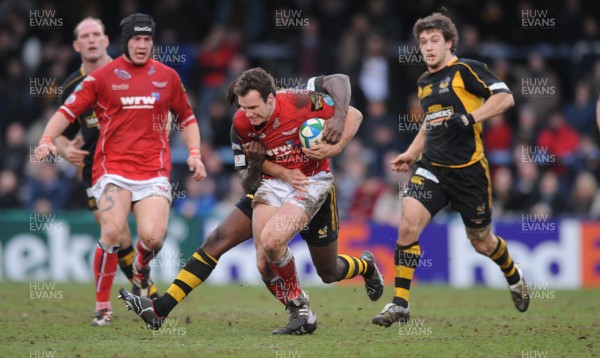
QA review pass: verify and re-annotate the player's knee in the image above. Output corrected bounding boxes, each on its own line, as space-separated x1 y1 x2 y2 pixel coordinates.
398 220 420 245
467 226 494 255
316 268 338 283
138 225 167 250
261 231 284 258
101 222 124 245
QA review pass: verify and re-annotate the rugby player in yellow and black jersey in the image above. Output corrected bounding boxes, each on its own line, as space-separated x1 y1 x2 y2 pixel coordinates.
372 13 530 328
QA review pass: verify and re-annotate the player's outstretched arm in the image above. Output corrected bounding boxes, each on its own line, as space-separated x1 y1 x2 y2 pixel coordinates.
302 106 363 160
36 112 73 160
470 92 514 123
320 74 351 144
181 122 207 181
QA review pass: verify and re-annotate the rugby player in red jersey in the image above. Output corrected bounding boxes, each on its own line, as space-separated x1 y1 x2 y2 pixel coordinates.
230 68 383 334
118 72 383 335
35 14 206 326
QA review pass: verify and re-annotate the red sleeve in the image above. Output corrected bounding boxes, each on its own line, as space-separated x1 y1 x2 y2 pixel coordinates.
170 73 197 129
57 75 98 123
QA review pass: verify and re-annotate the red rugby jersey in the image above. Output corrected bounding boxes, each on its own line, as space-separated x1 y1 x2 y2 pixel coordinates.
58 56 196 184
232 90 335 177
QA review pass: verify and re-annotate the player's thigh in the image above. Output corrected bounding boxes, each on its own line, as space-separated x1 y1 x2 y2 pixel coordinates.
444 158 492 228
262 203 309 250
399 168 447 244
132 196 170 247
252 203 279 243
97 183 132 240
202 207 253 259
300 186 338 247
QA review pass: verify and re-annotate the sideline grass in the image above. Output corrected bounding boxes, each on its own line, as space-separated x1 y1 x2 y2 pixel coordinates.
0 283 598 357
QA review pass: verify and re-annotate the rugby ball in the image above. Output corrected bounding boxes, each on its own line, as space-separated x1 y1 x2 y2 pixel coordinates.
299 118 325 148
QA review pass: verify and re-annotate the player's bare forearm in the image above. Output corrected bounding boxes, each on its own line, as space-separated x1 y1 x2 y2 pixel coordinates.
303 106 363 160
181 122 201 152
407 123 427 157
262 160 285 179
322 74 351 119
321 74 351 143
238 165 262 194
329 106 362 154
470 92 514 123
262 161 307 193
54 136 70 156
41 112 72 141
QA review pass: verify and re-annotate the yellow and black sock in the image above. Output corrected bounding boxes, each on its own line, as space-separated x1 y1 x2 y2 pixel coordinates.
392 241 420 308
490 236 520 285
337 254 373 281
117 245 135 283
153 248 217 317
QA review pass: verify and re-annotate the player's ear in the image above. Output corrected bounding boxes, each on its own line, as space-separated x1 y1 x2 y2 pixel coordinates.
73 40 81 53
102 34 110 49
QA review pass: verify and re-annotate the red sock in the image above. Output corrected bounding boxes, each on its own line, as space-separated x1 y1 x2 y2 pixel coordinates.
93 243 118 310
263 278 287 306
268 249 302 301
135 240 159 270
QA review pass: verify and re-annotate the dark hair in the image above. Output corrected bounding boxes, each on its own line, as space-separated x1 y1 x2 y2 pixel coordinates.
413 13 459 54
226 67 276 107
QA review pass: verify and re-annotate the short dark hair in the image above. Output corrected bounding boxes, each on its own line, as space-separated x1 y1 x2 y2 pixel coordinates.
226 67 276 107
413 13 459 54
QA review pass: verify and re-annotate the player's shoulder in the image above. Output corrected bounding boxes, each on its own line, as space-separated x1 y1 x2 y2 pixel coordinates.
232 109 250 130
62 68 86 90
451 57 489 72
151 59 179 78
417 71 431 84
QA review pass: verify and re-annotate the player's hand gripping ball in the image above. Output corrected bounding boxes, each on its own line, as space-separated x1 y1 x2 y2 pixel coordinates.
299 118 325 149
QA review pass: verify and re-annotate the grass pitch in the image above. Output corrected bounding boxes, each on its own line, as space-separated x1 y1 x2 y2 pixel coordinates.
0 282 598 357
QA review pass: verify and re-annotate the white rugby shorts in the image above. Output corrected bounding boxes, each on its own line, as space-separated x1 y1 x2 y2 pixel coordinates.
92 174 172 204
253 171 333 221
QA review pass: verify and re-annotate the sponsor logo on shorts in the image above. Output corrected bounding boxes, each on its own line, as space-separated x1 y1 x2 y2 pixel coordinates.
415 167 439 183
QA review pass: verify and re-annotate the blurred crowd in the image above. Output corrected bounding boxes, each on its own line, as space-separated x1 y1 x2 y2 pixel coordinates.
1 0 600 222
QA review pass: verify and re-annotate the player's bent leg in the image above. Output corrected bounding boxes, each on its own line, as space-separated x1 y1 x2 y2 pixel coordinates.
258 203 312 334
131 196 169 297
373 197 431 328
93 184 132 326
467 225 530 312
153 208 252 318
307 242 384 301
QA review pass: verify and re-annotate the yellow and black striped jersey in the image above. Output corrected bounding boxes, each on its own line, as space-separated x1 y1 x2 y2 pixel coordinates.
417 57 511 167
